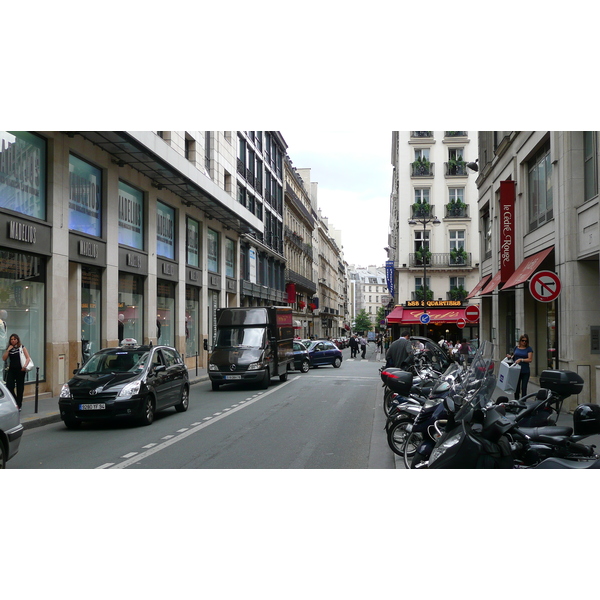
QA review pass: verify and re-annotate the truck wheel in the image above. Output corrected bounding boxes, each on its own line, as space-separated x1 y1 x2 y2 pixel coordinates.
261 368 270 389
279 371 288 382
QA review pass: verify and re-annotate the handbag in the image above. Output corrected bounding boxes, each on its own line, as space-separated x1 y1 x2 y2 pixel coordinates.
19 346 34 371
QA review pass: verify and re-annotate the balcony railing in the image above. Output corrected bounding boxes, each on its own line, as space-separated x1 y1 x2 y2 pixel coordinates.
447 289 468 301
411 131 433 138
411 203 434 219
444 131 467 138
409 252 472 268
411 161 434 177
444 202 469 218
445 161 468 177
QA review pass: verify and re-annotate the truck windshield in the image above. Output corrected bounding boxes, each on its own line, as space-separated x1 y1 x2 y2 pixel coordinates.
215 327 266 349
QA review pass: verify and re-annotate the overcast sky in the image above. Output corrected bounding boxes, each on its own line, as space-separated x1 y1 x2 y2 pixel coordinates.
283 130 392 269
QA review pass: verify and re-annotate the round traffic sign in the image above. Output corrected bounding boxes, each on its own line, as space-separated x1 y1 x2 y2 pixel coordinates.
529 270 561 303
420 313 430 325
457 318 466 329
464 305 480 323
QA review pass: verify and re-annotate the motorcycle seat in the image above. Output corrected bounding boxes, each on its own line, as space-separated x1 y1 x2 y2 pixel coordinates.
518 425 574 440
534 457 600 469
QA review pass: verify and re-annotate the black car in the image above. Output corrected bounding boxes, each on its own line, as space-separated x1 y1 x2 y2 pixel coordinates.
58 341 189 428
292 341 310 373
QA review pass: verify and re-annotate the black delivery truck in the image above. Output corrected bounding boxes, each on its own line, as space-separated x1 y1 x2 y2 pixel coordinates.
208 306 294 391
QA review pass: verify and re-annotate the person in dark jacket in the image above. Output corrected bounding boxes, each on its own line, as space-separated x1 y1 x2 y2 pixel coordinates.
385 330 413 369
2 333 32 410
349 334 359 358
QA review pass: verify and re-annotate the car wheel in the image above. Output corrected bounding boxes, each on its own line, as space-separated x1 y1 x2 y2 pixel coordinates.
333 357 342 368
279 371 288 382
140 396 155 426
260 367 270 389
175 385 189 412
300 360 310 373
211 381 220 391
0 440 6 469
63 418 81 430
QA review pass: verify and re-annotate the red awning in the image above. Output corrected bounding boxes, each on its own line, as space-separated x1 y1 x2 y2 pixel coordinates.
388 307 478 325
386 306 404 323
500 247 554 290
465 274 492 299
479 270 503 295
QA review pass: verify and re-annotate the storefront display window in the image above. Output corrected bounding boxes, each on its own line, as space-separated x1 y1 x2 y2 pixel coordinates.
69 154 102 237
118 273 144 343
81 266 101 363
157 201 175 259
186 217 200 267
207 228 219 273
0 250 45 381
225 238 235 278
157 280 175 346
118 181 144 249
0 131 46 220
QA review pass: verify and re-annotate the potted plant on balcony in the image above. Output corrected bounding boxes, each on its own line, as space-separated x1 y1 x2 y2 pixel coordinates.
415 247 432 264
412 198 431 218
447 198 467 217
412 156 432 176
450 247 468 265
298 300 306 310
415 288 434 301
448 154 466 175
449 285 468 301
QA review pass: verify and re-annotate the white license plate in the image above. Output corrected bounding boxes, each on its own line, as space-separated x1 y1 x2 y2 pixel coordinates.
79 403 106 410
224 375 241 380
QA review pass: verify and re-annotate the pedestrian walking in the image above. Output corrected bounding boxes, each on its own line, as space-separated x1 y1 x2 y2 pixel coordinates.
2 333 32 411
385 330 414 369
506 334 534 400
349 334 359 358
458 338 470 366
359 335 367 359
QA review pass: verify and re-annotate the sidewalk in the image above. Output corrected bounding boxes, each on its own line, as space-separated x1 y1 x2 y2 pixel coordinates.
18 367 209 431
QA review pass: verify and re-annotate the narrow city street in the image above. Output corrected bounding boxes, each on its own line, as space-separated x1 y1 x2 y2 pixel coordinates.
11 346 394 469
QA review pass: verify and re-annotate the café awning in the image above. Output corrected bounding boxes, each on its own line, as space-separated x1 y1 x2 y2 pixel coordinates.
465 274 492 299
479 270 503 295
500 247 554 290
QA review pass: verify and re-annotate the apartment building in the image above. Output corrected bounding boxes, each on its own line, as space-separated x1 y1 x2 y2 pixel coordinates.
386 131 480 342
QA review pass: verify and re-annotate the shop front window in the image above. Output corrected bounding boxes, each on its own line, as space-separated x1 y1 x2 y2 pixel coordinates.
186 217 200 267
225 238 235 278
118 181 144 249
157 280 175 346
69 154 102 237
81 266 101 363
0 250 45 381
118 273 144 343
207 228 219 273
0 131 46 220
156 201 175 259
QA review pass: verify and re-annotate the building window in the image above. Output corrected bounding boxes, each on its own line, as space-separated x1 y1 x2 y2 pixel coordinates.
449 230 465 251
450 276 465 289
0 131 47 220
69 153 102 237
204 132 211 173
186 217 200 267
448 187 464 202
528 141 553 231
207 228 219 273
118 181 144 250
414 188 430 203
224 171 232 194
584 131 598 202
482 210 491 259
185 133 196 162
156 201 175 260
225 238 235 278
414 229 430 251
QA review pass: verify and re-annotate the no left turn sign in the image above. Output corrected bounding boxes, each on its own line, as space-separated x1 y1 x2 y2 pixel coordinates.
529 270 561 302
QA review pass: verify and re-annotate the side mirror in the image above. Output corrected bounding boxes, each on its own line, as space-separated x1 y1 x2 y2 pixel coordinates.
444 396 456 413
152 364 167 374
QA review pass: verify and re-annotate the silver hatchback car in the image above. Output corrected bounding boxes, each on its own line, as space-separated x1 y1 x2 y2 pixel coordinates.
0 379 24 468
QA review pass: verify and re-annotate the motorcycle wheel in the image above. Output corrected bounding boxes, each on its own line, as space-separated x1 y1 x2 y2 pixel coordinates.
383 388 396 418
402 432 424 468
387 418 414 457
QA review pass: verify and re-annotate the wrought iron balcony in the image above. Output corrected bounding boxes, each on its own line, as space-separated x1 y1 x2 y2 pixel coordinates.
411 131 433 138
444 131 467 138
444 202 469 218
411 203 434 219
409 252 472 268
445 162 468 177
411 161 434 177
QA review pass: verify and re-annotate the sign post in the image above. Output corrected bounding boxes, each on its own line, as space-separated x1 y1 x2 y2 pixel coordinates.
465 305 480 323
457 318 466 329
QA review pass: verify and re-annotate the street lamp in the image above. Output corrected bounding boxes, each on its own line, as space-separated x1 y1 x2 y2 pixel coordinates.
408 212 441 335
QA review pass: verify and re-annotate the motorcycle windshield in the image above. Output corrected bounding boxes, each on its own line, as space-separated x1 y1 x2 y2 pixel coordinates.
451 340 496 420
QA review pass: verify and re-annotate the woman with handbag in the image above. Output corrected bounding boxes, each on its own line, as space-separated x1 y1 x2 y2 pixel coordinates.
506 333 534 400
2 334 32 411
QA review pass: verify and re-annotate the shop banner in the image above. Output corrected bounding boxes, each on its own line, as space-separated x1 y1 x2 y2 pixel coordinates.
500 180 515 283
69 154 102 237
385 260 395 297
156 201 175 259
118 181 144 250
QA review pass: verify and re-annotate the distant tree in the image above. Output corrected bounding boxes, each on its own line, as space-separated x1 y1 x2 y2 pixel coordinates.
375 307 386 328
353 309 373 334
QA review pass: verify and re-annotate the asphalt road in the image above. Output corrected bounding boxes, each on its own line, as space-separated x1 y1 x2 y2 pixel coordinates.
10 347 395 469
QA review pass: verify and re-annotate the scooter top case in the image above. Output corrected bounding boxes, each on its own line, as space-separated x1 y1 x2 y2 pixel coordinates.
539 370 584 397
380 369 413 395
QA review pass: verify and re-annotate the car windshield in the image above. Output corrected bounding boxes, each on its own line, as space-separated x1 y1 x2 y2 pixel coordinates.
214 327 266 349
79 350 148 374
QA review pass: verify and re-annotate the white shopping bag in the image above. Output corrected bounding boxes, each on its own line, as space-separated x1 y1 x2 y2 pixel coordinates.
497 359 521 392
